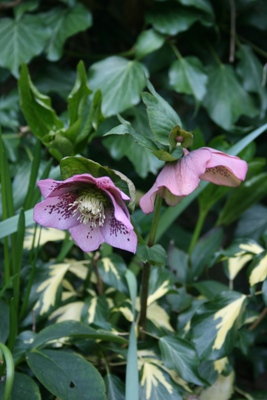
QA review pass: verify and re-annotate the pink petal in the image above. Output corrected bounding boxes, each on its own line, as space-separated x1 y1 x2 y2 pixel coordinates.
101 210 137 253
37 179 61 198
33 193 80 230
200 147 248 186
104 191 132 230
69 223 104 252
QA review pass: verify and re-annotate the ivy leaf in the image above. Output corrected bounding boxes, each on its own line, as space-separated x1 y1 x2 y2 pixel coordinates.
169 56 208 102
217 172 267 225
142 81 181 145
136 244 167 266
26 349 107 400
190 291 247 360
139 358 184 400
0 15 49 77
249 251 267 287
98 254 128 293
42 4 92 61
88 56 147 116
135 29 165 59
159 336 205 385
203 64 258 129
237 45 267 116
148 267 172 306
146 2 199 35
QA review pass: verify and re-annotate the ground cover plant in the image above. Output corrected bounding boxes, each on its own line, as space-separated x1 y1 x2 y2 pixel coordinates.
1 0 267 399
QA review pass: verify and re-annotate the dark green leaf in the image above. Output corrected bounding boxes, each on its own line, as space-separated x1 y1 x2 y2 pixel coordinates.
169 57 208 101
43 4 92 61
135 29 165 59
167 245 189 284
190 228 223 279
0 300 9 343
193 280 230 300
105 374 125 400
203 64 257 129
18 64 64 140
142 81 181 145
88 57 147 116
137 244 167 266
217 172 267 225
146 2 199 35
159 336 205 385
0 372 41 400
26 349 107 400
0 15 49 77
177 0 214 16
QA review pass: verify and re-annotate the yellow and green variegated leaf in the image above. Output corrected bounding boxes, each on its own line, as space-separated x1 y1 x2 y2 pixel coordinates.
24 227 66 249
98 254 127 293
146 302 174 332
68 260 91 280
191 291 247 360
83 296 111 329
214 357 229 374
139 359 184 400
113 299 134 322
249 251 267 286
147 267 172 306
225 241 264 280
49 302 84 322
34 263 70 315
199 371 235 400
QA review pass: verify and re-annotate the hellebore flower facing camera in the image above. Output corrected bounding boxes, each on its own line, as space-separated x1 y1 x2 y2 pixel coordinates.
34 174 137 253
140 147 248 214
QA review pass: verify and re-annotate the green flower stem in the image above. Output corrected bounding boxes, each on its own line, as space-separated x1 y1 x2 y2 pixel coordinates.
0 343 15 400
188 206 208 256
139 196 162 336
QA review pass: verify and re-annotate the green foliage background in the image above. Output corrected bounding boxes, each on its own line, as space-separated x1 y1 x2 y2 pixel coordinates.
1 0 267 399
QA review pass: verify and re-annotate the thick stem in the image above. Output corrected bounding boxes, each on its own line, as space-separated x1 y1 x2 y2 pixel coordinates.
139 196 162 337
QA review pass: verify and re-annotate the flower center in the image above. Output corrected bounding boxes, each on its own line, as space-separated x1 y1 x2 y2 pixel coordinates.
69 188 108 227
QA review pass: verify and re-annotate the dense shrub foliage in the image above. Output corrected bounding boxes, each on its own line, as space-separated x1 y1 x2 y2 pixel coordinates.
1 0 267 399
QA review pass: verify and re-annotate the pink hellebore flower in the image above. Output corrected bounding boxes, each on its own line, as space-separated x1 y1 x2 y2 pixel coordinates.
34 174 137 253
140 147 248 214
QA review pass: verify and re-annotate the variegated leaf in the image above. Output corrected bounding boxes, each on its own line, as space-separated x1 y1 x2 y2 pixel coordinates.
24 227 66 249
249 251 267 286
199 371 235 400
98 254 127 293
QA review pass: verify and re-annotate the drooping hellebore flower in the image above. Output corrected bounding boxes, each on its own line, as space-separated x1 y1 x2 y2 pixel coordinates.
34 174 137 253
140 147 248 214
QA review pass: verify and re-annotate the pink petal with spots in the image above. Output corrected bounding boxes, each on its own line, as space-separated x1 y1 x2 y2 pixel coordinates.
200 147 248 186
37 179 61 198
69 223 104 252
105 192 132 230
33 194 80 230
101 210 137 253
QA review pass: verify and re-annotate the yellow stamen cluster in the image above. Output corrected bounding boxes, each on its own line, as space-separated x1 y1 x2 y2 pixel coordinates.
69 189 108 227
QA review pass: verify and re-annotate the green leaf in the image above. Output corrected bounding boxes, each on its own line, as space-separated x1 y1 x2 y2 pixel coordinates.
43 4 92 61
0 372 41 400
169 57 208 101
31 320 127 349
217 172 267 225
190 291 247 360
26 349 107 400
177 0 214 17
190 228 223 279
105 374 125 400
139 358 184 400
0 15 49 77
203 64 257 129
142 81 181 145
88 56 147 116
199 372 234 400
159 336 205 385
0 209 34 239
249 251 267 286
98 254 128 293
135 29 165 59
18 64 64 140
152 147 183 161
237 45 267 116
148 267 172 306
68 60 92 126
104 134 163 178
167 245 189 284
193 281 230 300
146 2 199 35
136 244 167 266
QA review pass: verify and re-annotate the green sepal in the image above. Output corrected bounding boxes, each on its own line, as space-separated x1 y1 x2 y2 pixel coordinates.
153 146 183 161
60 157 135 209
169 125 193 149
